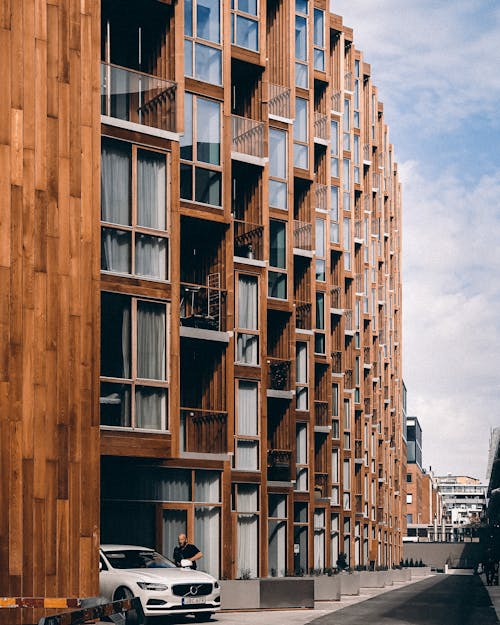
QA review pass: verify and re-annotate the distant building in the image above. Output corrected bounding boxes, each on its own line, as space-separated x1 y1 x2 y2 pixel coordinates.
406 416 422 470
486 427 500 525
433 475 487 526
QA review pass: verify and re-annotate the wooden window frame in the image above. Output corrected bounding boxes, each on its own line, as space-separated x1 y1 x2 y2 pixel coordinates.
184 0 223 86
231 0 260 52
235 271 260 365
234 379 261 471
295 341 309 413
295 422 309 492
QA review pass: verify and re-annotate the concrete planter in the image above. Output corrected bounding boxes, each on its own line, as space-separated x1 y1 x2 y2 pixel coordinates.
259 578 315 609
220 579 260 610
384 570 394 586
359 571 386 588
409 566 432 578
391 568 411 582
308 575 341 601
338 572 360 596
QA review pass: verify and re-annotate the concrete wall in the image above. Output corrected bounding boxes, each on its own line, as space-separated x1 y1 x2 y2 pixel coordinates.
403 542 481 569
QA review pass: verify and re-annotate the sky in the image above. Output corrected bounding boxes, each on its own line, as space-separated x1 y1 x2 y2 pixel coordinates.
330 0 500 480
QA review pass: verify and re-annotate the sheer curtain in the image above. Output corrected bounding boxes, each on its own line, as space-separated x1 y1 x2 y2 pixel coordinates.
238 381 258 435
314 510 325 570
137 151 166 229
194 471 221 503
237 276 259 364
195 506 220 577
268 521 286 576
236 485 258 578
102 228 130 273
137 302 166 380
163 510 187 562
135 387 166 430
136 234 167 280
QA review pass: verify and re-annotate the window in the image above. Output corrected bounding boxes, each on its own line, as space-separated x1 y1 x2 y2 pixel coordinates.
330 120 339 178
294 98 309 169
353 135 360 184
235 484 259 578
296 342 309 411
231 0 259 51
314 508 326 569
269 128 288 209
332 383 339 417
343 99 350 150
315 291 325 354
184 0 222 85
407 513 413 524
354 60 360 128
343 459 351 510
180 93 222 207
293 501 308 574
330 186 339 244
406 494 413 504
295 1 308 88
100 292 168 430
313 9 325 71
269 220 287 299
236 274 259 364
268 494 287 577
235 381 259 470
101 138 169 281
343 158 351 211
332 448 339 483
343 217 351 271
295 423 308 491
315 219 326 281
343 398 351 449
406 473 412 483
331 513 339 566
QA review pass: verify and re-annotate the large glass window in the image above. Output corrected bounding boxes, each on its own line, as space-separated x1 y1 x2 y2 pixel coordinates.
343 217 351 271
296 342 308 411
330 186 339 244
184 0 222 85
235 484 259 578
315 218 326 281
180 93 222 207
100 292 168 430
268 494 287 577
293 501 308 575
101 139 169 281
330 120 339 178
314 508 326 570
294 98 309 169
269 220 287 299
231 0 259 51
313 9 325 71
314 291 325 354
235 380 259 470
295 423 308 492
236 274 259 364
295 1 308 88
269 128 288 209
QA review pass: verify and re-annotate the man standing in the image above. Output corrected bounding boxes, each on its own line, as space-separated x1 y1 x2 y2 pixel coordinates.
173 533 203 570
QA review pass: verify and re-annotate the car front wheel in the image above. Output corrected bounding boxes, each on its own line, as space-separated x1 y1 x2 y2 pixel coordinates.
114 586 140 625
193 613 214 622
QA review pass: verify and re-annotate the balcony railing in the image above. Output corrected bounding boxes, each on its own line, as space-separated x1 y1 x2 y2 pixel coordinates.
345 368 353 389
314 401 329 427
180 281 226 332
344 71 353 92
315 183 328 211
267 357 292 391
355 273 363 294
314 473 329 498
372 172 380 190
363 143 371 162
354 220 363 241
181 408 227 454
293 220 313 250
331 89 342 112
295 301 312 330
269 83 292 119
364 397 371 415
232 115 265 159
331 286 342 309
364 196 371 213
314 112 328 141
101 62 177 133
234 219 264 260
268 448 292 481
332 350 342 374
344 309 353 332
364 347 371 364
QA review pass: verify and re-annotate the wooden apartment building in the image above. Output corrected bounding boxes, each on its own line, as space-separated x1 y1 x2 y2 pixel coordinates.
0 0 405 617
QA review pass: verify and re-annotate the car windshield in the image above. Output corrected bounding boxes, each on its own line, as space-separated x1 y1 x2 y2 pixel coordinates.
104 549 176 570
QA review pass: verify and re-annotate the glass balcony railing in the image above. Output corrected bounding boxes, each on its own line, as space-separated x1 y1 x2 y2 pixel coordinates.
101 62 177 133
232 115 265 159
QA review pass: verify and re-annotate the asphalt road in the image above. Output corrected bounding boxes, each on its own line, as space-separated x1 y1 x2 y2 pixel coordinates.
309 575 499 625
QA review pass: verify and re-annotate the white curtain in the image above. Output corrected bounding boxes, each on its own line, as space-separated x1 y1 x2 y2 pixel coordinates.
135 234 167 280
236 440 258 470
296 387 308 411
237 334 258 365
135 387 166 430
137 302 166 380
163 509 187 563
195 506 220 577
101 228 130 273
194 471 220 503
238 276 258 329
296 424 307 464
314 510 325 570
101 140 130 225
296 343 307 383
268 521 286 577
296 467 308 492
237 485 259 578
137 151 166 230
237 381 258 435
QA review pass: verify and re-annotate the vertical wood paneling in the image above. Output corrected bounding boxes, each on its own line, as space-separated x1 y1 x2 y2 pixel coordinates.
0 1 100 623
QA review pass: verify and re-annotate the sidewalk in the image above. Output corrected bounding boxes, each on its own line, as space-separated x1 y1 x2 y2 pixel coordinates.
214 575 434 625
483 579 500 621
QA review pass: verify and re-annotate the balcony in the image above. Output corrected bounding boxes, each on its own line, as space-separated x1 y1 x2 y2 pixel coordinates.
355 494 363 514
267 449 292 482
267 357 292 396
354 220 363 244
234 219 264 261
313 112 328 145
364 397 371 415
332 351 342 374
269 84 292 120
295 301 312 330
232 115 266 165
363 144 371 164
315 183 328 211
180 281 228 341
293 220 314 255
314 401 329 427
372 172 380 191
314 473 329 498
345 368 353 389
180 408 228 455
364 196 371 214
331 286 342 311
344 71 353 92
101 62 177 136
355 440 363 464
355 273 364 295
331 89 341 113
344 309 354 334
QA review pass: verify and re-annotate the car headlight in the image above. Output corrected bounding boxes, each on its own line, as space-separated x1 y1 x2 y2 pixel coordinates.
137 582 169 591
214 581 219 589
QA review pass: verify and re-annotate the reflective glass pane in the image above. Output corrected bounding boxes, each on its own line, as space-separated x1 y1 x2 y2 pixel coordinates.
268 271 287 299
197 98 220 164
295 15 307 60
100 382 131 427
295 62 308 88
236 15 258 51
195 43 222 85
180 93 193 161
269 180 287 209
195 167 222 206
197 0 220 43
101 228 131 274
269 128 287 178
238 0 257 14
184 0 193 36
184 39 193 76
135 387 167 430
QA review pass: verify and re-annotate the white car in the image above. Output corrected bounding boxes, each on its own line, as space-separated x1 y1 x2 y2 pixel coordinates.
99 544 221 622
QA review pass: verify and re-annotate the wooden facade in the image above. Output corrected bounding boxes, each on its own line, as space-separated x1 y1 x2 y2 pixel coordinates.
1 1 405 620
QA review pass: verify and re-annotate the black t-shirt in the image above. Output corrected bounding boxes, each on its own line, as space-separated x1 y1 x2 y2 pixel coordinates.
173 543 200 569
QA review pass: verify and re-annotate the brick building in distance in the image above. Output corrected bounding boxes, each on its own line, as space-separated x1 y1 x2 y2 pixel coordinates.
0 1 405 621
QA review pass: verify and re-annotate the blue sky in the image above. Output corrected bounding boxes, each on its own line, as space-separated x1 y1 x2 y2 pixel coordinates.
331 0 500 480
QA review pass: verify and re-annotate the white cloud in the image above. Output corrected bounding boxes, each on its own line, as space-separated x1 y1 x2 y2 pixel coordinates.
401 161 500 479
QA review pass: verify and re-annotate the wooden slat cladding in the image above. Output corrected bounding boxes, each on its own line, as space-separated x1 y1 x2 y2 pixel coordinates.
0 1 100 623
